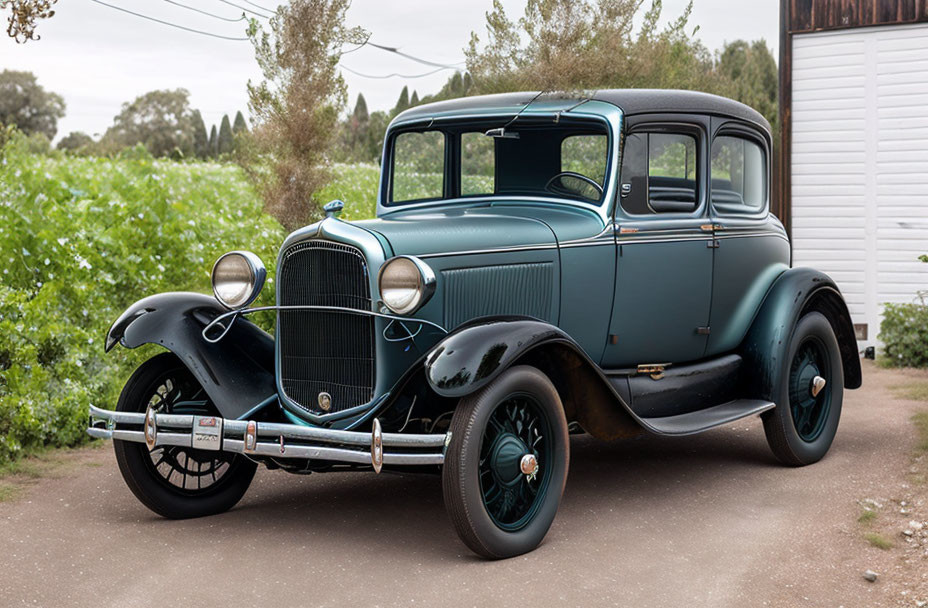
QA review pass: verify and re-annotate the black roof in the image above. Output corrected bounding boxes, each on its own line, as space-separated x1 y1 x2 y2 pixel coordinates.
395 88 771 133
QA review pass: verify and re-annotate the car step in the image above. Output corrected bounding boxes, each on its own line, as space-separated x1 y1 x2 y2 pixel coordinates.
638 399 775 436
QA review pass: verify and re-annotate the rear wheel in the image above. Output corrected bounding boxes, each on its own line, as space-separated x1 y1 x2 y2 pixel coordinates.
763 312 844 466
113 352 257 518
442 366 569 559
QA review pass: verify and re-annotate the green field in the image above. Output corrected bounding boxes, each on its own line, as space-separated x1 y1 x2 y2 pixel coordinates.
0 140 492 464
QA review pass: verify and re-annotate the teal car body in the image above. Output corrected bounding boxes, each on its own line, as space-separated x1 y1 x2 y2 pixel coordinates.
99 88 862 466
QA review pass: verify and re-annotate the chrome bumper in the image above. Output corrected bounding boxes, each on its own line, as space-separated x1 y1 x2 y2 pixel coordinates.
87 405 448 470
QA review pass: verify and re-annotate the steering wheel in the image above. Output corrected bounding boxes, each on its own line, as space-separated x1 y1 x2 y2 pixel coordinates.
544 171 604 199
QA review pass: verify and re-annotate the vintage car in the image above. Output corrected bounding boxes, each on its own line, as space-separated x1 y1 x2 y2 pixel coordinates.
89 89 862 559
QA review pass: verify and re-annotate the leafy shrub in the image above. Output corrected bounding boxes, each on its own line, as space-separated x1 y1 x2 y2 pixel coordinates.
0 132 286 464
879 296 928 368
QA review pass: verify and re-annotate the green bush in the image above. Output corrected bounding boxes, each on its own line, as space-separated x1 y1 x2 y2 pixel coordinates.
0 133 286 464
879 297 928 368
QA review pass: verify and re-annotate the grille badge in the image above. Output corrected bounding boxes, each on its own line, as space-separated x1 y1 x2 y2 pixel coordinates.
318 392 332 412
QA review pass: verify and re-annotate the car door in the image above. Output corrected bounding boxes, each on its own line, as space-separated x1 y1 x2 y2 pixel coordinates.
705 119 791 356
601 116 714 368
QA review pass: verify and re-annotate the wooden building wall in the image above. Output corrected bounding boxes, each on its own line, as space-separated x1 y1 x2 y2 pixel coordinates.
777 0 928 234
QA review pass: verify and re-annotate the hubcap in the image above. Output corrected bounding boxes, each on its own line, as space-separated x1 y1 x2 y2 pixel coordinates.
788 337 832 442
520 454 539 477
811 375 826 398
478 395 551 531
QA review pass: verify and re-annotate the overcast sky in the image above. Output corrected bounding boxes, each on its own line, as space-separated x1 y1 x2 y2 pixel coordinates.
0 0 778 142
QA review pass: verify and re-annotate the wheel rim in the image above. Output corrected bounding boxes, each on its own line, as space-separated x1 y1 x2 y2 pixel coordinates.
788 336 832 442
478 393 553 531
141 373 238 495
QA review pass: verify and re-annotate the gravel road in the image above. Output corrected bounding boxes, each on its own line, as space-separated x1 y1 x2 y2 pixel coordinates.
2 361 926 607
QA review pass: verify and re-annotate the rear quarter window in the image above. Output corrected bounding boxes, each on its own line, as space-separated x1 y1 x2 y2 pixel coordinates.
710 135 766 215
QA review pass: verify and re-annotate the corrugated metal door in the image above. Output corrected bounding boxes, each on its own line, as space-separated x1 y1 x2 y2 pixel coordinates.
791 22 928 347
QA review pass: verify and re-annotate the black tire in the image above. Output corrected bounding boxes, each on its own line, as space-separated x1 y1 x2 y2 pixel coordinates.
442 365 569 559
113 352 257 519
763 311 844 466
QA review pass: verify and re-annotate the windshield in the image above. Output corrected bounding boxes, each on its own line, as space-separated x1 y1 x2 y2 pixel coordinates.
387 118 611 207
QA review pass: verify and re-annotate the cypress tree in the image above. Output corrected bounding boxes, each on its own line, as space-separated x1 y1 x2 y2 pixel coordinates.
208 124 218 157
217 114 233 155
410 90 419 106
191 110 209 158
232 111 248 134
394 86 410 114
352 93 369 123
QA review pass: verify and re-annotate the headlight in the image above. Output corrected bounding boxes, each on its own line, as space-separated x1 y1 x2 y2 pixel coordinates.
378 256 435 315
211 251 266 309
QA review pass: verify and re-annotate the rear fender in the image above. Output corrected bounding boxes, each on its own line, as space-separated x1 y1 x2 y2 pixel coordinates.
741 268 862 401
106 292 277 420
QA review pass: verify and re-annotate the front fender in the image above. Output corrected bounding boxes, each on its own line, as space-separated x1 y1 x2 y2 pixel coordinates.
423 317 570 398
106 292 277 420
741 268 862 402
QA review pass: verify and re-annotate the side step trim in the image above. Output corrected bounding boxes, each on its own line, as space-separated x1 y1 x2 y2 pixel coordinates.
639 399 775 436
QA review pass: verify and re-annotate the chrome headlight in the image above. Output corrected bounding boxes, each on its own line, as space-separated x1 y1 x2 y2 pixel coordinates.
211 251 266 309
378 256 435 315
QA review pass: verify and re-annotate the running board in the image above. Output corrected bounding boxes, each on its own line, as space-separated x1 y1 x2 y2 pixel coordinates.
638 399 775 436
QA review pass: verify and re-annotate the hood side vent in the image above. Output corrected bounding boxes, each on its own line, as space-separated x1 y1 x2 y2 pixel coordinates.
442 262 554 329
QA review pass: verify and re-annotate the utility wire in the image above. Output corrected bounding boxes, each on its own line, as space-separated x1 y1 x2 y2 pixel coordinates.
91 0 467 74
363 40 464 70
162 0 245 22
214 0 270 18
241 0 276 13
339 63 457 79
89 0 250 39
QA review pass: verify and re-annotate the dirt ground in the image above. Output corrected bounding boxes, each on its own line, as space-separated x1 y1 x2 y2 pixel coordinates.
1 360 927 608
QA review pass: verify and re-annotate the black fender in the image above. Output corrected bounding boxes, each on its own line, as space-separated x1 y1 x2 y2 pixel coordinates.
741 267 862 403
424 318 645 440
106 292 277 420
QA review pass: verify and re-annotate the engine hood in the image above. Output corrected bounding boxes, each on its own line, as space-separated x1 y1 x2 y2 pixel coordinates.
353 203 605 257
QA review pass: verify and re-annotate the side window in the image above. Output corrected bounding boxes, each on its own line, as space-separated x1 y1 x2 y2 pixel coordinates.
710 135 766 214
461 132 495 196
391 131 445 203
619 132 698 215
561 135 608 185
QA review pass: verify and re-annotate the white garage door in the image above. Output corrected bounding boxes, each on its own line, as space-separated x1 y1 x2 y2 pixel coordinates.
791 22 928 347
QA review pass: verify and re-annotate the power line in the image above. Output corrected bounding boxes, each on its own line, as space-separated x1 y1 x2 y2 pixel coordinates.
89 0 250 39
241 0 276 13
214 0 271 18
364 41 463 70
162 0 245 22
339 63 458 80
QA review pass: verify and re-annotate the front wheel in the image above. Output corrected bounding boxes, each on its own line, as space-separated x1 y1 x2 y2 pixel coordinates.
442 366 569 559
113 352 257 518
763 311 844 466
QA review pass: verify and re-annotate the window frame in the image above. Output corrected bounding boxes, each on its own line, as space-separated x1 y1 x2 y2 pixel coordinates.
382 114 617 212
386 127 451 206
708 122 770 219
457 130 498 199
614 118 709 221
559 132 610 189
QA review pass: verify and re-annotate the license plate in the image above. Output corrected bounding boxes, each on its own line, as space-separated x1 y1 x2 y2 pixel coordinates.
192 416 223 451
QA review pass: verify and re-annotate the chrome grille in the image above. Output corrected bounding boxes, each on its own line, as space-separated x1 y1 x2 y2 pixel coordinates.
278 240 375 414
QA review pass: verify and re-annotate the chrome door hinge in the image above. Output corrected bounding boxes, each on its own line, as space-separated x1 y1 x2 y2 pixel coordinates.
707 239 720 248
